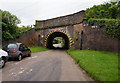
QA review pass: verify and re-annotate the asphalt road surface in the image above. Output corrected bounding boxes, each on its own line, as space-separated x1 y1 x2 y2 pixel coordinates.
2 50 94 81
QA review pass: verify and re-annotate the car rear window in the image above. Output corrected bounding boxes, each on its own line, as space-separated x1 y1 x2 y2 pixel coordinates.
7 44 18 49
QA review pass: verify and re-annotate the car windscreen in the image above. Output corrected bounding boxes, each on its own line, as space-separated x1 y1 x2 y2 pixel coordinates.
7 44 18 49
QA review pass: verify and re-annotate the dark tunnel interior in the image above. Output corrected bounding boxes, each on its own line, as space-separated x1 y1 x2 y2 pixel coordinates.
46 32 69 50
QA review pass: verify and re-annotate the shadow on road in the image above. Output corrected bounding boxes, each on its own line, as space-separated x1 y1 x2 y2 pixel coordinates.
50 47 68 50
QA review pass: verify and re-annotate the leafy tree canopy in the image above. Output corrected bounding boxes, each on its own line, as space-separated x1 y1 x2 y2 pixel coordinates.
0 9 21 40
0 9 32 40
85 0 120 19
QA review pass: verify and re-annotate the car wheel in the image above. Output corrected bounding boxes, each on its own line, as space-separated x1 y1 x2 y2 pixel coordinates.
18 55 22 61
0 59 5 68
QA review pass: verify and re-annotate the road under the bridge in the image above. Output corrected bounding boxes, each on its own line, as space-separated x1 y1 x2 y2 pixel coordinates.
46 32 69 49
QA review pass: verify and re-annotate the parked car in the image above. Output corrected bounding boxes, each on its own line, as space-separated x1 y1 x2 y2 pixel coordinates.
3 43 31 61
0 49 8 68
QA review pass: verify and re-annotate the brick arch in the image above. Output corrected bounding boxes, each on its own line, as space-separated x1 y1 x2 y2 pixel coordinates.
44 30 74 49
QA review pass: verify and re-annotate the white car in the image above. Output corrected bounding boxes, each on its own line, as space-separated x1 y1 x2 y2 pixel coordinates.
0 49 8 68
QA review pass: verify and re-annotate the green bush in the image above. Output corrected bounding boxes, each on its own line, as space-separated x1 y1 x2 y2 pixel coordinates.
52 40 58 44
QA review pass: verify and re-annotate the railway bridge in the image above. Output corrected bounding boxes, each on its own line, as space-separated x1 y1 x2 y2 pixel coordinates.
35 10 85 49
4 10 119 53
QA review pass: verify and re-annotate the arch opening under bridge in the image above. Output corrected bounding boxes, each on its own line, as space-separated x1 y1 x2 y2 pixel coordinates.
44 31 74 49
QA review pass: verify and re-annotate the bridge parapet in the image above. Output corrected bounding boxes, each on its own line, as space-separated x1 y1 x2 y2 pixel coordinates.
35 10 85 28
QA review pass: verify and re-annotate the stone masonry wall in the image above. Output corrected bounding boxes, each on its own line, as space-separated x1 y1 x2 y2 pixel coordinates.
2 29 39 47
36 10 85 28
83 26 120 53
73 24 120 53
73 24 84 49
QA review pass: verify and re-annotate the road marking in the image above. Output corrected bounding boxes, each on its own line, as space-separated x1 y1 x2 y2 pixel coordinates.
30 69 33 72
14 62 20 65
31 56 37 59
19 70 25 74
20 68 23 70
26 69 33 74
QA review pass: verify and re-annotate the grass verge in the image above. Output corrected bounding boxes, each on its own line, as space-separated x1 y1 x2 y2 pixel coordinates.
29 46 48 53
67 50 118 82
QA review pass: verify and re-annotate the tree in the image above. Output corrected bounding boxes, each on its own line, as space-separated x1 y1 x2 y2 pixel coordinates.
0 9 21 40
85 0 119 19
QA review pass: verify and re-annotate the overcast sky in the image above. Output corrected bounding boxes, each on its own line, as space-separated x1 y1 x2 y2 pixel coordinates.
0 0 109 27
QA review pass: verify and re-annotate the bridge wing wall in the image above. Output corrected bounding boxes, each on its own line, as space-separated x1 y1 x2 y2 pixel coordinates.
35 10 85 28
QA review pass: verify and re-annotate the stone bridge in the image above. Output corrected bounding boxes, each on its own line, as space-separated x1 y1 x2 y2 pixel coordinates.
3 10 119 53
35 10 85 49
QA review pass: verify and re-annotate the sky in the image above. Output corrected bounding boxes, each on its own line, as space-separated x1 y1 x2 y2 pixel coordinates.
0 0 109 27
